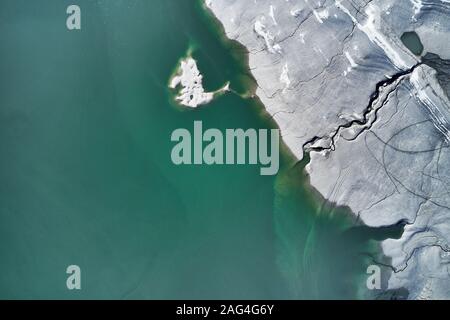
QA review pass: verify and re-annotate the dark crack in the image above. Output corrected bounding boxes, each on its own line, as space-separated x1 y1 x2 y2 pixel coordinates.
303 63 423 153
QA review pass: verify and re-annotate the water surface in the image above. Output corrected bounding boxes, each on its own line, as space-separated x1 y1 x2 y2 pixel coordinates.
401 31 424 56
0 0 393 299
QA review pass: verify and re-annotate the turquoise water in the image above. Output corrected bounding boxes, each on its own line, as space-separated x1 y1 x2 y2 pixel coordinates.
0 0 393 299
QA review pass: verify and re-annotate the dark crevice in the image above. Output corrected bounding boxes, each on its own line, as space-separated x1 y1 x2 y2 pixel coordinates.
422 52 450 99
303 63 422 153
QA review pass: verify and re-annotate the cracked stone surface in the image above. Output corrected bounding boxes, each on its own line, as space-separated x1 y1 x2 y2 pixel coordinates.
205 0 450 299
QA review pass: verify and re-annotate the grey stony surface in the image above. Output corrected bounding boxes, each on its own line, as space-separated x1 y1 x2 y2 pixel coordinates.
205 0 450 299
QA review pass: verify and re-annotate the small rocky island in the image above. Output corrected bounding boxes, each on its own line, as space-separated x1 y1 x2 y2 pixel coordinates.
170 53 229 108
205 0 450 299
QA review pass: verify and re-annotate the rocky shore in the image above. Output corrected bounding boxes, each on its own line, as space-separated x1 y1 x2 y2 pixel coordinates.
205 0 450 299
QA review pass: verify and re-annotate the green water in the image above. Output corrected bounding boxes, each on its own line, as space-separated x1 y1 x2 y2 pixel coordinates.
0 0 391 299
401 31 424 56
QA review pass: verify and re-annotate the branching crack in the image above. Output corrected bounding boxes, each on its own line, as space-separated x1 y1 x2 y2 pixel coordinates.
302 63 422 154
